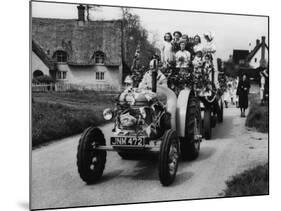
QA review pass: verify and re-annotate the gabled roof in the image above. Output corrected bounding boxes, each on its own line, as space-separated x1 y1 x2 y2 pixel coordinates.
32 40 56 70
246 42 269 62
32 18 123 66
232 50 249 64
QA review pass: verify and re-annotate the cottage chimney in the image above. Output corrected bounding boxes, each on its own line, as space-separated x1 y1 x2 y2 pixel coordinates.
256 39 260 46
261 36 266 44
260 36 266 68
77 4 85 21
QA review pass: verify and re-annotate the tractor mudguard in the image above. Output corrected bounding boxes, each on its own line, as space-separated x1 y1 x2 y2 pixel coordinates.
176 88 192 137
157 86 177 130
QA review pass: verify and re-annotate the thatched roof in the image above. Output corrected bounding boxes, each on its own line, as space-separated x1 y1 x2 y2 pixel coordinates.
32 40 56 70
32 18 123 66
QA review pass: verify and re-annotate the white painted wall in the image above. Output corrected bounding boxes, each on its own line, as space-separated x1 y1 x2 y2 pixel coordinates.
32 56 122 90
249 47 269 69
60 64 122 91
31 51 50 76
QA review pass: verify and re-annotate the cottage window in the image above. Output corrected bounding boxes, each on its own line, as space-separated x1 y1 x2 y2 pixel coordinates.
93 51 105 64
96 72 105 80
53 50 68 62
255 58 257 63
56 71 67 80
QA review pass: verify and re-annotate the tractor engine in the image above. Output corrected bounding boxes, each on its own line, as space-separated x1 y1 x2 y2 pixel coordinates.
114 88 168 139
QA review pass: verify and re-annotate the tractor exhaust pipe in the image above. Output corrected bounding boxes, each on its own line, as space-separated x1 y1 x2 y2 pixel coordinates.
151 59 157 93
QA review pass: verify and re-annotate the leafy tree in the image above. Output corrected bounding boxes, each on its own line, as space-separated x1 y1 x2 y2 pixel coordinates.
121 8 158 79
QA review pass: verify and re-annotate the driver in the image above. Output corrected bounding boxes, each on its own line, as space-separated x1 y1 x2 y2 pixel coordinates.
138 58 167 89
138 57 177 130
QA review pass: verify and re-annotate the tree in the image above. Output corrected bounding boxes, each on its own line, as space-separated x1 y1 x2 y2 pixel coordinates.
121 8 158 78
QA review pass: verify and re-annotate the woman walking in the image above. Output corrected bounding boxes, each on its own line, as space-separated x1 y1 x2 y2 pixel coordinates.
237 74 250 117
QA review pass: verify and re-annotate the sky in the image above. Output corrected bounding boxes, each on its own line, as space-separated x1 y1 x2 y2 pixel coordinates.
31 1 268 60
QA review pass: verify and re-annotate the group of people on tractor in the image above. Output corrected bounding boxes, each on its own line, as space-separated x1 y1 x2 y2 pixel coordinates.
160 31 219 94
128 31 220 96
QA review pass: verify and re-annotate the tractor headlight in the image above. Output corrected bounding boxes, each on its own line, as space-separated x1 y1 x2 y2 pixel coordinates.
103 108 113 120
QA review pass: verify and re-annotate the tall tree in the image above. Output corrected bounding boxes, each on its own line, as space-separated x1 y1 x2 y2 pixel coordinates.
121 8 158 74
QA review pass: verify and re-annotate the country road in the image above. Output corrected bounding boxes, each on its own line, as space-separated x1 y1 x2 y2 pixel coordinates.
31 106 268 210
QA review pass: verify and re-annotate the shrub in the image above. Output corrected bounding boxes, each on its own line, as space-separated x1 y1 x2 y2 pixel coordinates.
33 75 55 84
246 103 268 133
224 163 269 196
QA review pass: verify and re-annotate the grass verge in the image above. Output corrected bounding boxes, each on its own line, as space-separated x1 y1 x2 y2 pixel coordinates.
246 94 268 133
32 91 117 147
32 102 107 147
223 163 269 196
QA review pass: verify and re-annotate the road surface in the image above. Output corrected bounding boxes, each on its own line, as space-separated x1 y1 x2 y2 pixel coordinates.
31 106 268 210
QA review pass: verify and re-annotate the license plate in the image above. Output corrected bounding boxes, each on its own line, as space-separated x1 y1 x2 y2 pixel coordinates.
110 136 145 146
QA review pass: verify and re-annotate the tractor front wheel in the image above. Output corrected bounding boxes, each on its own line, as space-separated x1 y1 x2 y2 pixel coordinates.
159 129 179 186
77 127 107 184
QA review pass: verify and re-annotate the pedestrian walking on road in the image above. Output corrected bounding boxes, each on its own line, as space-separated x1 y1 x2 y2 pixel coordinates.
259 68 269 104
237 74 250 117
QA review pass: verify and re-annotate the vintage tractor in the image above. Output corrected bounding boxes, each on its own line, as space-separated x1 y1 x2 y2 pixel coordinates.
197 60 224 140
76 61 202 186
197 86 223 140
163 57 224 141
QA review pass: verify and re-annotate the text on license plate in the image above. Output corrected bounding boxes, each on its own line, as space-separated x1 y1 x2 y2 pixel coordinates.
110 136 145 146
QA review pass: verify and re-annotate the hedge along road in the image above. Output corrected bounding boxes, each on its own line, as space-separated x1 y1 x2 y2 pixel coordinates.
31 107 268 210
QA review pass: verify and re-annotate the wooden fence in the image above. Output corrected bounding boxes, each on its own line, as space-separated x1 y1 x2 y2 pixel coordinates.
32 83 119 92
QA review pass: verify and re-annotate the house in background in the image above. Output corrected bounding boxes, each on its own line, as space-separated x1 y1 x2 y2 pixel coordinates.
232 49 249 66
31 5 124 91
32 40 56 78
225 36 268 80
246 36 269 69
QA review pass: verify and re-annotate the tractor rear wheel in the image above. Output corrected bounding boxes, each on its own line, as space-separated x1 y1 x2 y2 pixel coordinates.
204 109 212 140
159 129 179 186
180 95 202 161
77 127 106 184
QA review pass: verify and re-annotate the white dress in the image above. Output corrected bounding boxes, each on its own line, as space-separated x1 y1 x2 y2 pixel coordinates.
223 89 231 103
161 41 174 66
202 41 216 54
202 40 219 88
175 50 191 68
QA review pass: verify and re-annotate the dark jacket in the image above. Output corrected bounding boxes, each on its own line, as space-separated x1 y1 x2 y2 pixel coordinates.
237 79 250 109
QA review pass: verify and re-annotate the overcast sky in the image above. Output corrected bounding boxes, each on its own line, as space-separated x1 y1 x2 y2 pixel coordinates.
32 1 268 60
